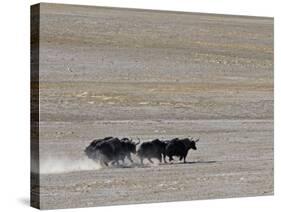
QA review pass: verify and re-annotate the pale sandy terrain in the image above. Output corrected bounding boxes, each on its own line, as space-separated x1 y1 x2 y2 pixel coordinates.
34 3 273 209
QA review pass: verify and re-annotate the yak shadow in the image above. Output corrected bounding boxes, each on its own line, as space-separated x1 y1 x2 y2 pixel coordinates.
110 160 217 169
113 163 150 169
160 160 217 165
186 160 217 164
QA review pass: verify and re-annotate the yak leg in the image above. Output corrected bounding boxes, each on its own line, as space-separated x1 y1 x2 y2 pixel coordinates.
140 157 144 165
100 154 109 166
183 153 188 163
120 157 125 164
158 154 162 163
109 160 116 166
128 157 134 163
169 156 174 161
119 155 125 164
111 159 119 166
148 158 154 164
163 153 167 163
127 154 134 164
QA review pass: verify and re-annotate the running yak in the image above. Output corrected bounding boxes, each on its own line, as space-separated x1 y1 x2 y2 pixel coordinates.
165 137 199 163
84 137 139 166
137 139 167 164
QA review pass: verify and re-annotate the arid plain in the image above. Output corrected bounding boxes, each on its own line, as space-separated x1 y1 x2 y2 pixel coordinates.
35 3 273 209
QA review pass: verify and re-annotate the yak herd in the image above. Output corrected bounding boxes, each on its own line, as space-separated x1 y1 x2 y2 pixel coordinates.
84 137 199 167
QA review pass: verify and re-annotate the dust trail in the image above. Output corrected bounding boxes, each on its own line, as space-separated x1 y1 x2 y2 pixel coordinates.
40 157 101 174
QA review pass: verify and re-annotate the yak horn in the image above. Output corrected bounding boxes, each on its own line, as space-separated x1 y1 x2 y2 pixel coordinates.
195 138 199 142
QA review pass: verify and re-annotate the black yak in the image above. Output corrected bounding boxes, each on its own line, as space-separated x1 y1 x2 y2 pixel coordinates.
119 138 139 164
89 137 122 166
165 138 198 163
137 139 167 164
84 136 113 160
84 137 139 166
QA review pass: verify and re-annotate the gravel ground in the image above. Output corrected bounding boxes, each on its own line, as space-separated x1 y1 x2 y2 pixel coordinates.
33 3 273 209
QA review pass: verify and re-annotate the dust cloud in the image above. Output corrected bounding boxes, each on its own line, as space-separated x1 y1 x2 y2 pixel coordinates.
40 157 101 174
